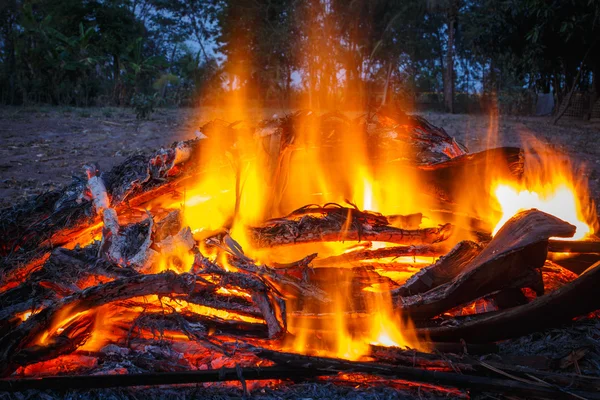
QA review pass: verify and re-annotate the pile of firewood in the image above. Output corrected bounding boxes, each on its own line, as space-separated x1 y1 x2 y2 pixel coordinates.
1 110 600 398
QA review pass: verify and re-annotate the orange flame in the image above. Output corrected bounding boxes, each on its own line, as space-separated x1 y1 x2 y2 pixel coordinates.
491 137 596 240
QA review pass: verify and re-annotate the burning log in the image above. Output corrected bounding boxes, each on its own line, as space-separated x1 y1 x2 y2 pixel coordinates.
417 147 524 204
541 261 579 292
249 214 453 248
419 259 600 343
0 139 201 262
0 247 137 330
394 209 576 320
85 164 159 269
257 349 600 399
394 241 481 296
192 254 287 337
225 255 330 304
371 108 468 164
548 238 600 254
312 244 443 267
0 270 286 376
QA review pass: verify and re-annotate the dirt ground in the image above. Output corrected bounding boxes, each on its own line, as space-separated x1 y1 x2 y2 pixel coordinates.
1 106 600 210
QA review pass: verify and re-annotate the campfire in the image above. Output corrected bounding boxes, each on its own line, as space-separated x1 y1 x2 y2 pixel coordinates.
1 106 600 398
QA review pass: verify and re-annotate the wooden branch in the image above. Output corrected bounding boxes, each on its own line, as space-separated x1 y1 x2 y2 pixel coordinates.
394 240 481 296
0 269 286 376
223 254 330 304
395 210 576 320
0 139 201 260
548 239 600 254
0 366 337 392
0 247 137 331
193 254 287 337
419 260 600 343
256 349 600 399
369 345 600 391
312 244 443 267
250 221 453 248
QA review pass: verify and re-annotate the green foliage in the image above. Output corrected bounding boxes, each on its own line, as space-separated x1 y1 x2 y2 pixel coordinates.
0 0 598 114
131 92 159 120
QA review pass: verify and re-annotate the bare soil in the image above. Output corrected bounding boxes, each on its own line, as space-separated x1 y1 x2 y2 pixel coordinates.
1 107 599 211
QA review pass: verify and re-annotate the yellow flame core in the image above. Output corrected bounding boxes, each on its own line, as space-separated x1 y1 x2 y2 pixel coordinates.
287 286 426 360
492 183 592 240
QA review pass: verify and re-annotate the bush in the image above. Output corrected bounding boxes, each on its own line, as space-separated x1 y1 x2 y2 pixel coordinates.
497 88 535 116
131 93 159 120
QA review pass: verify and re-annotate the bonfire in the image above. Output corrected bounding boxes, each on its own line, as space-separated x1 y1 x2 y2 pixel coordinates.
1 107 599 398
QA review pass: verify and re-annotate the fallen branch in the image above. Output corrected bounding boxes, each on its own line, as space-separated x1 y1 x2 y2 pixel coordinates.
0 366 337 392
257 349 600 399
369 345 600 391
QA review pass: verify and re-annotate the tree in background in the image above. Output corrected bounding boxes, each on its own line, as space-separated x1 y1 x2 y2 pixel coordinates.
0 0 599 116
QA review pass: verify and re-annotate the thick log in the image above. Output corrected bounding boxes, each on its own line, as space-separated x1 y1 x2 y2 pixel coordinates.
257 349 600 399
394 241 481 296
548 252 600 275
417 147 524 205
395 209 576 320
250 220 453 248
420 260 600 343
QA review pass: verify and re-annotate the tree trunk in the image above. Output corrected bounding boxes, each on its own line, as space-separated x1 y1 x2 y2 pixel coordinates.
380 62 393 107
113 54 120 105
443 0 458 114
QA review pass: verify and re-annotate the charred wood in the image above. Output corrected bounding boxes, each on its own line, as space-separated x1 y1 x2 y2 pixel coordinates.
394 210 576 320
0 270 286 376
394 241 481 296
0 139 201 261
417 147 524 205
257 349 600 399
312 244 443 267
548 238 600 254
249 219 453 248
0 366 337 392
369 345 600 391
420 260 600 343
